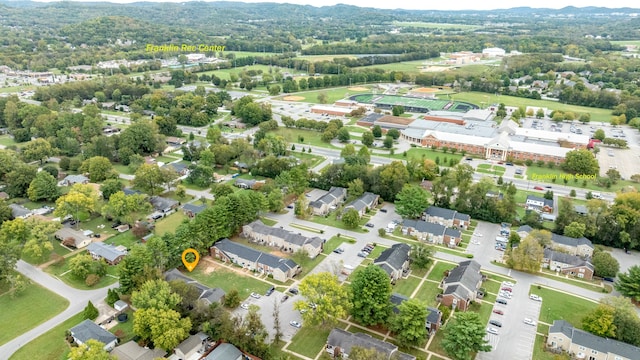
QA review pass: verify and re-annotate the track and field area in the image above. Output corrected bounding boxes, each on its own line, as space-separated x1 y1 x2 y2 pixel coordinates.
349 94 478 113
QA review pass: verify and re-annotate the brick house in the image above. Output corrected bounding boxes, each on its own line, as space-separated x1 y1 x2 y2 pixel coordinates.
242 220 324 258
401 219 462 247
439 260 484 311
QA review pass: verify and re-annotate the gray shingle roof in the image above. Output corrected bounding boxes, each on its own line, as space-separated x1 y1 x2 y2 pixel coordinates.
183 203 206 215
150 196 178 211
550 320 640 359
526 195 554 208
9 203 31 218
551 233 594 249
374 243 411 273
110 340 167 360
70 319 117 345
424 206 457 220
517 225 533 234
310 186 346 209
344 192 378 212
86 242 127 262
63 174 89 185
163 268 226 304
213 239 298 273
403 219 446 236
327 328 415 360
162 162 188 173
454 212 471 222
544 249 593 269
443 260 482 296
245 220 324 251
204 343 242 360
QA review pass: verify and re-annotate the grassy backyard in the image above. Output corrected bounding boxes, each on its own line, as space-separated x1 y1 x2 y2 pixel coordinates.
45 253 120 290
0 283 69 346
9 312 84 360
188 266 271 299
154 211 188 236
392 276 422 297
529 285 598 328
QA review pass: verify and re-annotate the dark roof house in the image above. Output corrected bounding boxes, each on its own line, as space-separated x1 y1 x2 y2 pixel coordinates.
548 320 640 360
164 268 226 305
9 203 32 219
150 196 179 213
69 320 118 351
326 328 415 360
343 192 379 216
440 260 483 311
390 293 442 335
86 242 127 265
374 243 411 282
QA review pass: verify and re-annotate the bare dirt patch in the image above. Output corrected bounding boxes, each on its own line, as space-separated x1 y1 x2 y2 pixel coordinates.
283 96 305 101
348 87 369 91
412 87 439 93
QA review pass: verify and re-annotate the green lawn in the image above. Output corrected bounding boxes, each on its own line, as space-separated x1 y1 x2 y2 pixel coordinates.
260 217 278 226
346 325 384 340
0 135 20 147
288 326 332 358
529 285 598 328
366 244 387 260
188 266 271 299
426 261 456 281
409 262 432 278
45 253 120 290
392 276 422 297
0 282 69 346
154 211 188 236
296 254 327 278
103 231 139 249
322 236 345 254
413 281 441 306
468 301 492 326
273 127 338 149
280 87 365 104
109 309 135 343
354 60 435 74
441 91 613 123
397 147 463 163
533 334 559 360
482 279 502 294
9 312 84 360
21 240 72 265
310 212 368 233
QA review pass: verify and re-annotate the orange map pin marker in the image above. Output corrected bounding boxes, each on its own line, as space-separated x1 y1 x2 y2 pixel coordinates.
181 248 200 272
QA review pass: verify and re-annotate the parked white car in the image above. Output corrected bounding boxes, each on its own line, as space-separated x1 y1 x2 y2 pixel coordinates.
529 294 542 301
486 327 499 335
503 281 515 287
524 318 537 326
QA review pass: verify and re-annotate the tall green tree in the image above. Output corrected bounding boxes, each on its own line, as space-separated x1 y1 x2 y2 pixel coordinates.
506 236 544 272
341 208 360 229
54 183 99 221
68 339 116 360
5 163 37 198
100 179 124 200
131 279 182 310
395 184 430 219
102 191 152 224
601 296 640 346
390 298 429 348
410 243 434 269
133 307 191 351
350 265 392 326
83 301 99 320
27 170 59 202
294 272 350 328
21 138 53 164
582 304 616 338
442 312 491 360
562 149 599 175
592 251 620 278
79 156 116 182
615 265 640 302
132 164 165 196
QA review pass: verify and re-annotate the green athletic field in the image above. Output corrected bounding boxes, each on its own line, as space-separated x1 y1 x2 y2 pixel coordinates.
349 94 478 112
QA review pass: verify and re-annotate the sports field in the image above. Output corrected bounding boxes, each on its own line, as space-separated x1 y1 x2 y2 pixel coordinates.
349 94 478 112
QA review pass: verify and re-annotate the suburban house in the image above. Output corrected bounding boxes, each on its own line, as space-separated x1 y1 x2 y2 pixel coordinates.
547 320 640 360
69 319 118 351
422 206 471 229
86 242 127 265
525 195 554 213
55 227 92 249
173 332 210 360
309 187 347 216
517 225 594 257
342 192 380 217
161 162 190 176
543 249 594 280
401 219 462 247
166 136 186 146
164 268 226 305
211 239 300 282
111 340 167 360
234 178 264 190
390 293 442 336
203 342 247 360
8 203 32 219
150 196 179 213
439 260 484 311
574 205 588 216
373 243 411 283
122 188 144 196
325 328 416 360
59 174 90 186
243 220 324 258
183 203 206 218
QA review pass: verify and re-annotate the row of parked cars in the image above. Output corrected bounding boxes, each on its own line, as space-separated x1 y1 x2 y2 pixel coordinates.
357 243 377 257
488 283 542 336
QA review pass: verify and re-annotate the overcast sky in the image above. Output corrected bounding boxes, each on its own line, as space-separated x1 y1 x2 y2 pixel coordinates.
28 0 640 11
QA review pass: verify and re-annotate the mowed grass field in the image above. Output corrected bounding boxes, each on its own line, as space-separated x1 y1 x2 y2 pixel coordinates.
529 285 598 328
439 91 613 122
9 312 83 360
0 283 69 346
280 87 369 104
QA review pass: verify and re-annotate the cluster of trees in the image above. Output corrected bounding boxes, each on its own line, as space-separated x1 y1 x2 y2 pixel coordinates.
581 296 640 347
231 96 273 126
33 76 149 104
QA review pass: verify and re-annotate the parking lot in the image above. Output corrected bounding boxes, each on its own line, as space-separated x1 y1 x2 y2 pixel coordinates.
232 290 304 342
477 283 541 360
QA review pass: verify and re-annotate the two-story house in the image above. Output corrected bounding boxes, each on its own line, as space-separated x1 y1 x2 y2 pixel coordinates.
439 260 484 311
243 220 324 258
342 192 380 217
422 206 470 229
517 225 594 257
543 249 594 280
373 243 411 283
210 239 300 282
548 320 640 360
309 187 347 216
401 219 462 247
525 195 554 213
326 328 415 360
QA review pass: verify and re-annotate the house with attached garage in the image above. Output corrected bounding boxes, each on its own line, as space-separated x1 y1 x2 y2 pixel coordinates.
150 196 179 213
390 293 443 336
309 186 347 216
210 239 300 282
342 192 380 217
422 206 470 229
110 340 166 360
69 319 118 351
373 243 411 283
161 161 190 176
547 320 640 360
243 220 324 258
543 249 594 280
325 328 416 360
439 260 484 311
59 174 89 187
55 227 92 249
401 219 462 247
86 242 127 265
8 203 32 219
183 203 206 218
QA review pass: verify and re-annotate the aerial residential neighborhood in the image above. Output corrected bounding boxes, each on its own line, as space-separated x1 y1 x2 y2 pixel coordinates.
1 1 640 360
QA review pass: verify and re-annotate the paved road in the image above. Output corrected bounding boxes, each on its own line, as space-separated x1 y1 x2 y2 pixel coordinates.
0 261 116 359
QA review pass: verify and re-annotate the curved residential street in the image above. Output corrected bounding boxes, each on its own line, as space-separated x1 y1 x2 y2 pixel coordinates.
0 261 117 359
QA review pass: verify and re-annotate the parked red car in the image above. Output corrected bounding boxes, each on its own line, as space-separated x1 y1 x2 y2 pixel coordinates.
492 309 504 315
501 287 512 292
533 186 544 190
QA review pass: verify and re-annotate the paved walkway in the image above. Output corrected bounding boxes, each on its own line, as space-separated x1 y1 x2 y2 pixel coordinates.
0 261 117 358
